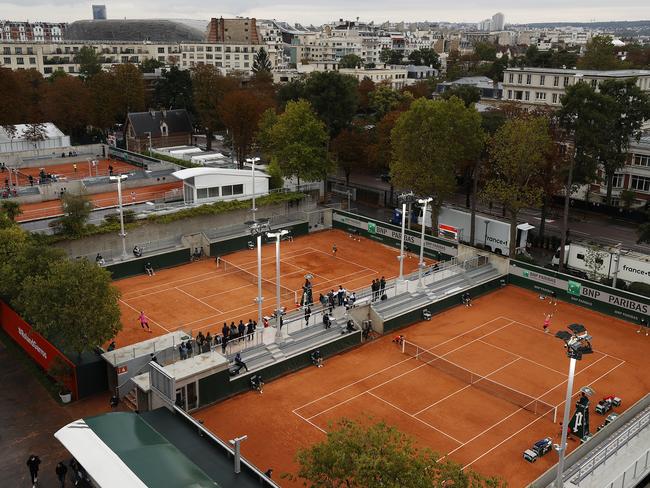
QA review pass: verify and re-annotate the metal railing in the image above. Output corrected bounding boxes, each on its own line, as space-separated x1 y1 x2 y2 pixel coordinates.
605 449 650 488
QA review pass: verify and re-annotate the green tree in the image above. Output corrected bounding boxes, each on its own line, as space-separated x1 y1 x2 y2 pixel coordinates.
481 116 553 256
578 35 622 70
256 108 279 161
252 47 272 73
18 259 121 354
583 244 607 281
407 48 440 68
474 42 497 61
287 419 504 488
391 97 484 231
87 71 120 132
56 193 92 237
441 85 481 107
276 79 306 109
74 46 102 80
140 58 165 73
369 85 412 118
304 71 358 137
367 110 403 172
0 226 29 300
154 66 193 110
266 100 331 183
339 54 364 68
192 65 239 150
1 200 21 222
379 49 404 65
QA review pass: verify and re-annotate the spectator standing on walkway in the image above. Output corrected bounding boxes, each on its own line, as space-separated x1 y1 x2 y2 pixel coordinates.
238 320 246 342
304 305 311 326
26 454 40 487
56 461 67 487
337 286 346 306
380 276 386 295
371 279 378 301
179 342 187 360
246 319 255 339
229 322 238 340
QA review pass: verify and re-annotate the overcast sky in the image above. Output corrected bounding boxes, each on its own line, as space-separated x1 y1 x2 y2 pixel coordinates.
1 1 649 25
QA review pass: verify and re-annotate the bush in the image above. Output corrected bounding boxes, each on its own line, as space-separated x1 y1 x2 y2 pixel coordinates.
104 209 136 224
600 277 628 291
147 151 200 168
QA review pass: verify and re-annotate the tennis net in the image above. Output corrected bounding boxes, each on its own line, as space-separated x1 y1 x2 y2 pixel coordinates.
402 340 557 423
220 259 297 304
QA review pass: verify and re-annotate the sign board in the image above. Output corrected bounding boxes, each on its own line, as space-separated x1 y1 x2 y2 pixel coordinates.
116 366 128 375
438 223 459 241
367 222 377 234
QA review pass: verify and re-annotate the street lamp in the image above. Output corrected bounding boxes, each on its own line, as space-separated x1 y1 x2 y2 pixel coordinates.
109 174 129 260
246 157 261 221
247 218 271 328
144 131 152 155
417 197 433 290
397 191 415 282
267 229 289 342
554 323 594 488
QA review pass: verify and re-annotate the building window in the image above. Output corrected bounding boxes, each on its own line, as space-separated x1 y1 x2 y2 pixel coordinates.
27 47 33 55
526 74 531 84
590 79 597 88
68 66 74 73
44 67 52 74
208 187 220 198
29 57 35 64
633 154 650 167
517 74 522 84
631 175 650 192
3 57 10 64
611 173 625 188
16 57 24 65
552 93 558 104
197 188 208 199
158 47 165 53
524 91 530 101
553 76 559 87
221 184 244 196
535 92 546 100
507 89 512 99
563 76 569 87
540 75 545 86
3 47 9 55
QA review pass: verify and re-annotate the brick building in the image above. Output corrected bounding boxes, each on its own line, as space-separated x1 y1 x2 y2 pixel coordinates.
124 109 193 153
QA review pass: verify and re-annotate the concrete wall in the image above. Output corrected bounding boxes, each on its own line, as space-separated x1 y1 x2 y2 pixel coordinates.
54 199 311 259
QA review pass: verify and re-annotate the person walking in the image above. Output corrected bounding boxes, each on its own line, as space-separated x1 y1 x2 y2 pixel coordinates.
139 311 152 333
332 243 337 256
26 454 40 487
304 305 311 326
56 461 68 487
371 279 378 301
543 313 552 334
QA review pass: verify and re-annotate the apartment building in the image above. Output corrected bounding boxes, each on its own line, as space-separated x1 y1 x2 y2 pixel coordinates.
501 67 650 107
0 39 264 76
0 20 65 42
588 136 650 207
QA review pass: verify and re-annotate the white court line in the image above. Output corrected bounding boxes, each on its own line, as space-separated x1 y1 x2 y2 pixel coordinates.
308 247 379 274
293 410 327 434
413 357 521 416
460 357 627 470
502 316 628 363
293 316 506 413
197 282 257 300
477 338 568 377
367 391 463 445
174 286 223 314
121 268 222 297
304 320 516 421
119 299 171 333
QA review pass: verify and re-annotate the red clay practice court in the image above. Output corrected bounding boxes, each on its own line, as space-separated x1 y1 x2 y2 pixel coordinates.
194 286 648 487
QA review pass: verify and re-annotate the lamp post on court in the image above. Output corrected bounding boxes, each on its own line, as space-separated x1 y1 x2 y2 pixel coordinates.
246 157 261 221
397 191 415 282
109 174 129 260
554 324 594 488
417 197 433 290
267 229 289 342
247 219 271 328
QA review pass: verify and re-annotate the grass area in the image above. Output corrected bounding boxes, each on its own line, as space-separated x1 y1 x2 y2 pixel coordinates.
0 327 63 403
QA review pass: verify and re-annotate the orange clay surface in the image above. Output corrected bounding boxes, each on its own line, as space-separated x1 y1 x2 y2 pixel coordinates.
16 181 182 221
112 229 423 347
194 286 649 487
11 159 135 185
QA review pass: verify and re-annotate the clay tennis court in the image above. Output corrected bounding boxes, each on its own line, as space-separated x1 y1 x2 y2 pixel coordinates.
11 158 136 186
194 286 649 487
112 229 423 347
16 181 182 221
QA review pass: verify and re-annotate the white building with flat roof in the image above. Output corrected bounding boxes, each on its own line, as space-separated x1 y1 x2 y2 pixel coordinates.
172 167 269 205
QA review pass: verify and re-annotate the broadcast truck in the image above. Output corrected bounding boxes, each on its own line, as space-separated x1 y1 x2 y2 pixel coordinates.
390 205 534 256
551 243 650 286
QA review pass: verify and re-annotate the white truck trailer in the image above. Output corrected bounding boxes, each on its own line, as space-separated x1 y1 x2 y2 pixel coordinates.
551 243 650 286
393 205 534 256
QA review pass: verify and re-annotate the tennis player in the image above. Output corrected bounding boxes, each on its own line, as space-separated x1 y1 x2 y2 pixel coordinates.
543 313 552 333
139 311 152 333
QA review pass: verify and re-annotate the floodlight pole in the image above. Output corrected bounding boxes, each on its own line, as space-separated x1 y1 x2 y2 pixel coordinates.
417 197 433 290
397 191 414 282
267 230 288 342
229 435 248 474
247 157 260 221
612 243 622 289
555 357 577 488
110 174 129 260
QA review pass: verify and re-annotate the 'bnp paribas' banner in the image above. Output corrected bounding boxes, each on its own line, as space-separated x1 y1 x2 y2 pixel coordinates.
332 210 458 260
509 260 649 323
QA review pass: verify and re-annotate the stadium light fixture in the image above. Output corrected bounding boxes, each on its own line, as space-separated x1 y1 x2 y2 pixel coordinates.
397 191 415 281
267 229 289 342
417 197 433 290
109 174 129 260
246 157 261 220
554 323 593 488
246 219 271 327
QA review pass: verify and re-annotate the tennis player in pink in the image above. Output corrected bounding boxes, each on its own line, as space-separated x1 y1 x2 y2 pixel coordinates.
139 311 152 333
543 313 552 333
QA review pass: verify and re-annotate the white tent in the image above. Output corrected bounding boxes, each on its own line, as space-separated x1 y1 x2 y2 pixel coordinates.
0 123 71 154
